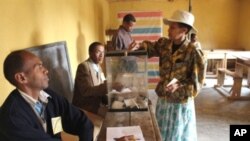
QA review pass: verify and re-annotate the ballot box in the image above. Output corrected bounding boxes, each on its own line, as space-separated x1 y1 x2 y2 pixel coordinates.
105 50 148 111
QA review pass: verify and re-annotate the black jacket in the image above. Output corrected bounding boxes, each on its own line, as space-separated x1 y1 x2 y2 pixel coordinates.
0 89 93 141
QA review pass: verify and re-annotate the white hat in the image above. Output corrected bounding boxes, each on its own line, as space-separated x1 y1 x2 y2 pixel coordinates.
163 10 197 33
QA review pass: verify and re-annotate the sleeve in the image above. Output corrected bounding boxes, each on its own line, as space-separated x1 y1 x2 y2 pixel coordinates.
112 33 124 50
141 37 168 58
74 63 107 97
177 48 206 98
57 94 94 141
193 48 206 94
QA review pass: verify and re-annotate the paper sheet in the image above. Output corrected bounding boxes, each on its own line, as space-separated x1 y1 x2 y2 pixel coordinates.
166 78 178 87
106 126 145 141
51 116 63 134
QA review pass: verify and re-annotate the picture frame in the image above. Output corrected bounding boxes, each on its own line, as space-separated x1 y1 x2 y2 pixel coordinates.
26 41 74 102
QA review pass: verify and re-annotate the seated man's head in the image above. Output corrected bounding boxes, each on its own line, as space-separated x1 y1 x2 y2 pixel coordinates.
122 13 136 32
89 42 105 64
3 50 49 90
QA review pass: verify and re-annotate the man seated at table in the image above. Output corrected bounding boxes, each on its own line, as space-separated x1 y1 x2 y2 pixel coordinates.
72 42 107 140
73 42 107 117
0 50 93 141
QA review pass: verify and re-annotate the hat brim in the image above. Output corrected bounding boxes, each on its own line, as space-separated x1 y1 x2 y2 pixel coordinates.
163 18 197 33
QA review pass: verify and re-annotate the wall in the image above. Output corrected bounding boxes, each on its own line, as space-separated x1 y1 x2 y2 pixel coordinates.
0 0 109 105
238 0 250 50
108 0 241 50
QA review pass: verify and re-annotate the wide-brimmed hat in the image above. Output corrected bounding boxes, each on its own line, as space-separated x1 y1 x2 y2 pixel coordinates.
163 10 197 33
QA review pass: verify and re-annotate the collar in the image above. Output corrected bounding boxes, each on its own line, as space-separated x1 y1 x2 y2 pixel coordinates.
119 25 130 33
18 89 51 107
89 58 99 72
169 37 190 53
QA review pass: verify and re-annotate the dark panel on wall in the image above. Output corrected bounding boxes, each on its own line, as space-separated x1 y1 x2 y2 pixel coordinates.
26 41 73 102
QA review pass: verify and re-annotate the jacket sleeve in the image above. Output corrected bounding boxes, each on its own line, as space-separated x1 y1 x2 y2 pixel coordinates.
141 37 169 58
53 91 94 141
176 48 206 98
74 63 107 98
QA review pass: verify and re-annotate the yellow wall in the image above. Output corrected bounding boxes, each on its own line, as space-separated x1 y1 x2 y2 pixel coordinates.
238 0 250 50
0 0 109 105
109 0 241 50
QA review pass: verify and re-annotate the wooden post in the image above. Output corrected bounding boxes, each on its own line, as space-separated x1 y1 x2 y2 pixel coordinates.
189 0 192 12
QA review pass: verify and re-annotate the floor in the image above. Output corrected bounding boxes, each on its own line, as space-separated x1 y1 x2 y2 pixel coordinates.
62 76 250 141
195 77 250 141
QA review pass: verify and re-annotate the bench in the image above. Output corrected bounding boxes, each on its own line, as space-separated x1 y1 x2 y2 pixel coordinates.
215 68 243 99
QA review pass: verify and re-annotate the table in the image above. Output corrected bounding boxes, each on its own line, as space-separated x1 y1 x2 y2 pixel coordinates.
96 106 162 141
204 50 250 77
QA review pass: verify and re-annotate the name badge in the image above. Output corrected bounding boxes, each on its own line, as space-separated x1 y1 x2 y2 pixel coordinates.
51 116 63 134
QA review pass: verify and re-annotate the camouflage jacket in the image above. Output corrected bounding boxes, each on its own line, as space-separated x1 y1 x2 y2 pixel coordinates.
142 37 206 103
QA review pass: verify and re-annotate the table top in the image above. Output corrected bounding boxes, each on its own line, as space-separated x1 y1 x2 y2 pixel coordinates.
96 106 162 141
236 56 250 67
203 50 250 59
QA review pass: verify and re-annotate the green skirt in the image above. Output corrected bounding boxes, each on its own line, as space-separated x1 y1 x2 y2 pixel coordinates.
156 98 197 141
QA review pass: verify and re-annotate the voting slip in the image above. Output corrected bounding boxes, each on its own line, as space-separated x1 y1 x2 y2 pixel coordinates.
166 78 178 87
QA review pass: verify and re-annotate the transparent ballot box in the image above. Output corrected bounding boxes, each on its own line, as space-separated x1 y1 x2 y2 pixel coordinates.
105 50 148 112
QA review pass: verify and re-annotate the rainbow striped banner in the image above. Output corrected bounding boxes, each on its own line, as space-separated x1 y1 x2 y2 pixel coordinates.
147 57 160 89
118 11 162 89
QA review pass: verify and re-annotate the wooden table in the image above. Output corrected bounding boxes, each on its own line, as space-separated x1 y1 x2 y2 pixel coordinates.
204 50 250 77
96 106 162 141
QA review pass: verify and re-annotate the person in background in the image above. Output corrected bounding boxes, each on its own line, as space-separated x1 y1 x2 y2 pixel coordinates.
190 32 202 49
191 32 207 86
111 13 140 70
72 42 107 140
111 14 139 89
73 41 107 117
130 10 206 141
0 50 93 141
111 13 139 50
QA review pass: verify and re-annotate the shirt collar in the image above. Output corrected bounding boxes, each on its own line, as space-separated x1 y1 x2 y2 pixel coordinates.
18 89 51 106
89 58 99 72
119 25 130 33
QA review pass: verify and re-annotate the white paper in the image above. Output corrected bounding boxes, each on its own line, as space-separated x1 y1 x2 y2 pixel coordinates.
111 101 124 109
106 126 145 141
124 98 139 108
51 116 63 134
166 78 178 87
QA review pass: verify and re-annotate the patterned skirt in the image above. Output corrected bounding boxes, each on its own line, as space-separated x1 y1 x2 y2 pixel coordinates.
156 98 197 141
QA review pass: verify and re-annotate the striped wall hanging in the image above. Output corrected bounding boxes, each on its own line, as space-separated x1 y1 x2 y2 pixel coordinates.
118 11 162 89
